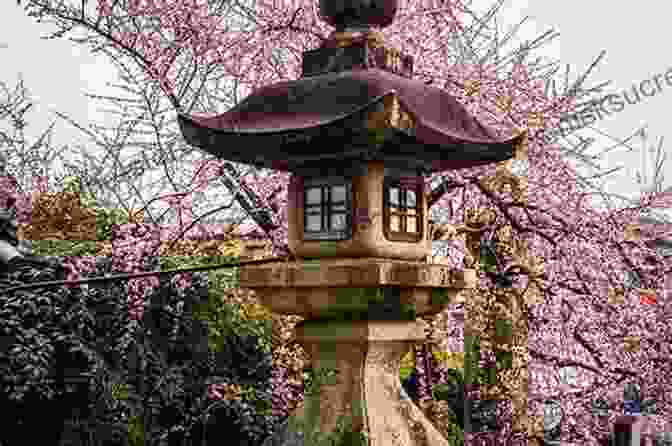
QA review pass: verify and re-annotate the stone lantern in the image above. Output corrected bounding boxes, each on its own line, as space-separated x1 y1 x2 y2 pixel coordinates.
177 0 525 443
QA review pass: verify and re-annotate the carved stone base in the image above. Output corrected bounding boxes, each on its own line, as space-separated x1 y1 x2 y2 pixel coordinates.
240 258 476 319
263 319 451 446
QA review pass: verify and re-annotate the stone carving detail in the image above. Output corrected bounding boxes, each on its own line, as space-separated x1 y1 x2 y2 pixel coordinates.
389 264 419 283
437 268 452 286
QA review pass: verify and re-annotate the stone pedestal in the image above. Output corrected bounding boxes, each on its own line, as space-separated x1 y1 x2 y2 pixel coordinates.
239 257 474 319
266 319 451 446
245 258 476 445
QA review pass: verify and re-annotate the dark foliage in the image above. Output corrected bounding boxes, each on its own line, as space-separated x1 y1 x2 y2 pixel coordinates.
0 252 279 446
212 331 273 388
432 384 465 428
199 397 278 446
134 273 276 446
464 398 497 433
0 255 133 446
139 268 277 445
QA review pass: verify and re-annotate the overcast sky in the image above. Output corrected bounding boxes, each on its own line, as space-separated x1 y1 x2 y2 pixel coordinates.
1 0 671 224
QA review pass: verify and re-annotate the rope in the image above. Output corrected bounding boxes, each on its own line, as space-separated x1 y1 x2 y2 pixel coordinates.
0 255 294 293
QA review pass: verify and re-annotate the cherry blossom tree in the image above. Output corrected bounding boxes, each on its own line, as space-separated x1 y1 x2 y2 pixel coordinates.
7 0 643 257
7 0 672 444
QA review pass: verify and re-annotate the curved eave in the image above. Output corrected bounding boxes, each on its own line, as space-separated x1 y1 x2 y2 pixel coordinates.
179 113 522 173
178 68 524 172
177 98 389 172
179 111 521 173
389 130 520 169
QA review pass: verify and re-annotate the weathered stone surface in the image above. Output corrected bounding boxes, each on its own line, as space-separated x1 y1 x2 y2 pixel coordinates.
261 320 452 446
240 257 476 288
287 161 430 261
240 256 474 318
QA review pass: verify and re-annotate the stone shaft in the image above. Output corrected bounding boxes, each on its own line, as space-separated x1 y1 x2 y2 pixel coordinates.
278 319 452 446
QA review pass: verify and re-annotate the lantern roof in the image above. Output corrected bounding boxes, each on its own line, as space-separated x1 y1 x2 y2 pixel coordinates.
177 0 525 174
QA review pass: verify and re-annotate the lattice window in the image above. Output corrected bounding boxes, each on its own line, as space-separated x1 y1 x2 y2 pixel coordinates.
303 178 352 241
383 177 422 242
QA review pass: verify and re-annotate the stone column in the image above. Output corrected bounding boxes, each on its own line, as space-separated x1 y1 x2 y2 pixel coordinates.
283 319 452 446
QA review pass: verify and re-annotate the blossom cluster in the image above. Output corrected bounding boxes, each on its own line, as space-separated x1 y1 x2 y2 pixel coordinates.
3 0 669 441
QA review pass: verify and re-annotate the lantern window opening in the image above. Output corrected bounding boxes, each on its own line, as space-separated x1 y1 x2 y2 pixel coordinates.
383 177 422 242
303 177 352 241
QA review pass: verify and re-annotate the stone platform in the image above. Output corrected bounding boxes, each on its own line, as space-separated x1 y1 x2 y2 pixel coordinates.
239 257 476 319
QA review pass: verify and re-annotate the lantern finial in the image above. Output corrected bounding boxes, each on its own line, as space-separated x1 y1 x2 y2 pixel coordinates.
318 0 399 32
